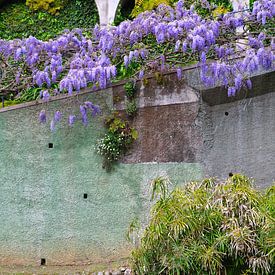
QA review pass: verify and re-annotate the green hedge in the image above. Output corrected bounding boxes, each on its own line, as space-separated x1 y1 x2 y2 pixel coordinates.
0 0 99 40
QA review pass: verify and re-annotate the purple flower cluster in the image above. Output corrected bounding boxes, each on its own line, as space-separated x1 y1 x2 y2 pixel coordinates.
0 0 274 127
39 101 100 131
252 0 275 25
201 45 275 96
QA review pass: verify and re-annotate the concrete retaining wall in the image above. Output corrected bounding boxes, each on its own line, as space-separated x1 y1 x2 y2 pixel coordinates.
0 68 274 266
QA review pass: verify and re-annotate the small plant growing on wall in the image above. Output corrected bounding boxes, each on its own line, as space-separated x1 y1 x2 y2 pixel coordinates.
124 80 138 118
96 80 139 171
124 80 137 99
126 100 138 117
96 112 138 171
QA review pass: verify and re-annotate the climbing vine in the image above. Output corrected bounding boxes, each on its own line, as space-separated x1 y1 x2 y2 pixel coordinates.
0 0 274 129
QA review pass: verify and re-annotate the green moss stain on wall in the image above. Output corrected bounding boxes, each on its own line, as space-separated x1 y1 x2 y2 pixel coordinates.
0 90 202 265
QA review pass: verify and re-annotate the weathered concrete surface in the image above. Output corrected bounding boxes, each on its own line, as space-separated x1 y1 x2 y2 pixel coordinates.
0 160 201 266
0 87 202 266
0 67 275 266
113 69 275 187
124 103 201 163
114 74 199 110
114 74 202 163
202 91 275 188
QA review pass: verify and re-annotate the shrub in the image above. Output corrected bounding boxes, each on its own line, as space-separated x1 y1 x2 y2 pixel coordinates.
131 0 171 18
26 0 66 14
130 175 275 274
131 0 232 18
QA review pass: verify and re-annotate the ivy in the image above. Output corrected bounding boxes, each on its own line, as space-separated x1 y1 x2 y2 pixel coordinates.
0 0 99 40
26 0 66 15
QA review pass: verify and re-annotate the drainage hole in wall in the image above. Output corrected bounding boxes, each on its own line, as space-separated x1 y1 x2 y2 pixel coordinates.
229 172 233 177
48 143 53 148
83 193 88 199
225 112 229 116
41 258 46 266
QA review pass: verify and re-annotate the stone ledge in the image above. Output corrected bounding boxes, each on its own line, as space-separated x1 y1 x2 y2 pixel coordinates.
0 66 274 112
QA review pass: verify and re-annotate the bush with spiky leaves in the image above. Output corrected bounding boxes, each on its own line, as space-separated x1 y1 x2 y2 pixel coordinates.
130 175 275 274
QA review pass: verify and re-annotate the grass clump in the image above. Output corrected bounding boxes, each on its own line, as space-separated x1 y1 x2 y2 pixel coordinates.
130 175 275 274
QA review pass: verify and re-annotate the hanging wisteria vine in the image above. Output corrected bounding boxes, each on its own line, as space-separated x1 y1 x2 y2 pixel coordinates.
0 0 274 129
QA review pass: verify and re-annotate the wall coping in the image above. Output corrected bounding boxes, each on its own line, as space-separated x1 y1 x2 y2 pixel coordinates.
0 63 198 114
0 63 274 113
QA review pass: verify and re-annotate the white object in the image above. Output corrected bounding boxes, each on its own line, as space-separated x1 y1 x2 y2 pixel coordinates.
231 0 249 11
95 0 120 25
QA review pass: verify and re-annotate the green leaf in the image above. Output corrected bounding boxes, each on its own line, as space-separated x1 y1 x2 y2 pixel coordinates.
131 129 138 140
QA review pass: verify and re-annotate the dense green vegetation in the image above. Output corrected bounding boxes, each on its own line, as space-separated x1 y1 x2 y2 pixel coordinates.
0 0 99 40
129 175 275 274
26 0 66 14
131 0 233 18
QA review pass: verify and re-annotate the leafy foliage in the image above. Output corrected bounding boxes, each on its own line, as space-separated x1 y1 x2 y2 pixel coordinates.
124 80 138 118
96 112 138 170
131 0 172 18
26 0 66 14
124 80 137 99
0 0 99 40
131 0 232 18
0 86 44 109
126 100 138 117
130 175 275 274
